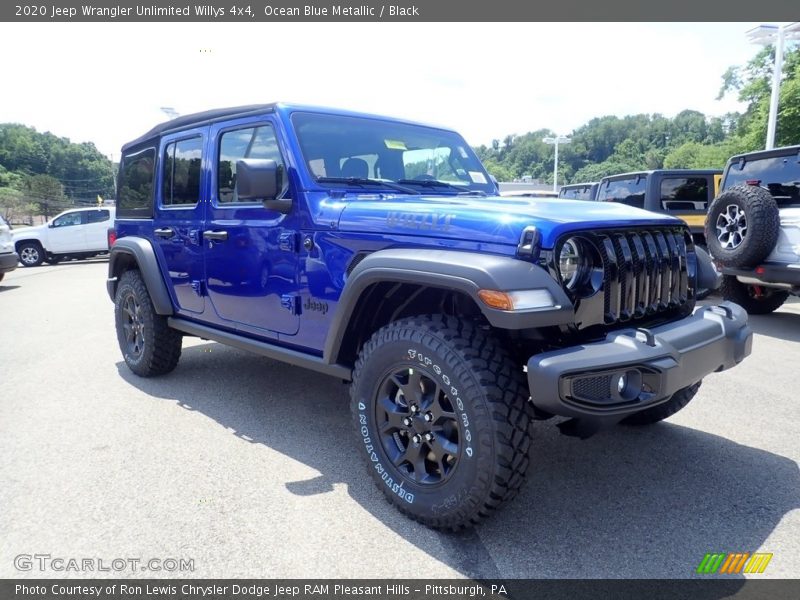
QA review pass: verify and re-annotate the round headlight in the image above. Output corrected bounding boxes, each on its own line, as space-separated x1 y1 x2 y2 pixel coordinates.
558 237 585 289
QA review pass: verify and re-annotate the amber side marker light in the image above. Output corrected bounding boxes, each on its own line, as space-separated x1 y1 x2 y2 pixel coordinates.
478 290 514 311
477 289 556 311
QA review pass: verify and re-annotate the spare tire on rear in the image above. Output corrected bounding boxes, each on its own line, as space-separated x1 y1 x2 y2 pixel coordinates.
705 184 780 268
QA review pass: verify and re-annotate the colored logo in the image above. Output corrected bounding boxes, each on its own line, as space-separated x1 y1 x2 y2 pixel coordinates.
696 552 773 574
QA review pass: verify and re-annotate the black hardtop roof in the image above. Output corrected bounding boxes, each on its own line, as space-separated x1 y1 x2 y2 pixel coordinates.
600 169 722 181
121 104 276 152
725 144 800 166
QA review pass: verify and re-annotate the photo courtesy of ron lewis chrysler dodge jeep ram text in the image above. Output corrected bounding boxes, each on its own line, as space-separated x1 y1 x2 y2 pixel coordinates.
106 104 752 530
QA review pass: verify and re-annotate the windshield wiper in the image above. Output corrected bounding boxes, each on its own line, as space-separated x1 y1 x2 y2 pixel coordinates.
316 177 418 195
396 179 486 196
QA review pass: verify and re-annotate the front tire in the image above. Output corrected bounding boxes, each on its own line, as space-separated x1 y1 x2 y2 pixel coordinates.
114 269 182 377
350 315 533 530
18 242 44 267
719 274 789 315
621 382 700 425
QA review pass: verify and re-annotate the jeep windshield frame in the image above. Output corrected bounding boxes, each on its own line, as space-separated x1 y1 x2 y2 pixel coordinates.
723 148 800 208
291 112 496 195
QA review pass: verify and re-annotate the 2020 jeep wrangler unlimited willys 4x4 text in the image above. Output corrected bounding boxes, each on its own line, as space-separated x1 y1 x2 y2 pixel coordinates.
107 104 752 529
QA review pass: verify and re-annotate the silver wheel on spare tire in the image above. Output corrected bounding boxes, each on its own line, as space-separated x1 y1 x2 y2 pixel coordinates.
705 184 780 268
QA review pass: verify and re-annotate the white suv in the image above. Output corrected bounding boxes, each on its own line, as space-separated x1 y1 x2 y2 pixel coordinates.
0 215 18 282
12 207 116 267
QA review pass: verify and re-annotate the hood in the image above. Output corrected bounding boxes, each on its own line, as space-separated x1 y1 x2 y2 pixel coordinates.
11 223 47 239
336 195 684 248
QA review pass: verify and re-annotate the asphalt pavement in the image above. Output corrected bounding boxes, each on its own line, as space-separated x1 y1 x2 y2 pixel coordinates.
1 261 798 579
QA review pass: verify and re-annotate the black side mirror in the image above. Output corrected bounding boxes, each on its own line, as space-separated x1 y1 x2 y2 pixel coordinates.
236 159 291 214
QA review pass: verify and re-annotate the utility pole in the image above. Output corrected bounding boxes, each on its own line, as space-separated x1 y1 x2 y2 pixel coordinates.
543 135 571 194
746 23 800 149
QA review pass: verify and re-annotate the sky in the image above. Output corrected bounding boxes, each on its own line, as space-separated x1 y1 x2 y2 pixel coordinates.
0 22 775 159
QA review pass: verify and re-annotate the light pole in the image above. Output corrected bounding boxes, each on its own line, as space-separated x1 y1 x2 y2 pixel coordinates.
746 22 800 150
543 135 571 193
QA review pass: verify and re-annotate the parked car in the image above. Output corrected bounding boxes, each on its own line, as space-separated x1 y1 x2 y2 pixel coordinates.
0 215 19 283
107 103 750 530
705 145 800 314
558 182 599 201
12 207 116 267
597 170 722 244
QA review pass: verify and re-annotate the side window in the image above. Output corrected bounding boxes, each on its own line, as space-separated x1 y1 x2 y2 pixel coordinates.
118 148 156 218
598 177 646 209
87 210 110 224
660 177 709 211
217 125 287 204
53 212 84 227
163 137 203 206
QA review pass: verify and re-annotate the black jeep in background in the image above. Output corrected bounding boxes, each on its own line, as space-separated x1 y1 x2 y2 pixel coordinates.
597 170 722 245
705 145 800 314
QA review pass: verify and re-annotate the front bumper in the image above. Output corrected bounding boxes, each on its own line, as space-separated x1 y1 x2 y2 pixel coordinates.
0 251 19 274
527 302 752 422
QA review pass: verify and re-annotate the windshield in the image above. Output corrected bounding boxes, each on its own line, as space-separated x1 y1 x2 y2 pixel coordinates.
291 112 495 194
724 154 800 208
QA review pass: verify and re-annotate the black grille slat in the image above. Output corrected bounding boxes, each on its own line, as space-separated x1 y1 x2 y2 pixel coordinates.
629 233 648 318
665 233 681 305
615 234 635 321
653 231 671 308
641 232 660 313
577 227 690 329
601 236 620 323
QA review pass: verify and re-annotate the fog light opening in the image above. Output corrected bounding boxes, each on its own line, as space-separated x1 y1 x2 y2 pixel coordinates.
613 369 643 401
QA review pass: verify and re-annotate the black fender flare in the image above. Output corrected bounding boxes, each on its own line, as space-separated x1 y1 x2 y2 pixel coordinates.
323 248 573 363
106 237 173 315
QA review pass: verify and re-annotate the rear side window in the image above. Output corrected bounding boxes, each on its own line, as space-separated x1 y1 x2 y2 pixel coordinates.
598 176 646 209
660 177 709 211
118 148 156 218
87 209 110 224
725 154 800 207
217 125 287 204
163 137 203 206
560 185 591 200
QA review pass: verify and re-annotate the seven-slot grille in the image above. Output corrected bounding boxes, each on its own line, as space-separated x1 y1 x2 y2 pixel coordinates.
594 228 689 324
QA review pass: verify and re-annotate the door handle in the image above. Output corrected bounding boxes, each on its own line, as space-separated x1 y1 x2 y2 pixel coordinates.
204 230 229 242
154 227 175 239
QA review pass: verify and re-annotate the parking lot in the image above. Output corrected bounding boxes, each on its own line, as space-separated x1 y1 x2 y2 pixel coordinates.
1 260 798 579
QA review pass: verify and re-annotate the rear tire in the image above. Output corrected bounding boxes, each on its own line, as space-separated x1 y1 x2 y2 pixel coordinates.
18 242 44 267
705 185 779 268
350 315 533 530
719 275 789 315
114 269 182 377
622 382 701 425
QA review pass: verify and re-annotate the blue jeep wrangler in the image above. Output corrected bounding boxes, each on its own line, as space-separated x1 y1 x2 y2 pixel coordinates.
108 104 752 529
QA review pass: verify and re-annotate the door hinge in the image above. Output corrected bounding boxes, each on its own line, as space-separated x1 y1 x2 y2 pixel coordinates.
279 231 299 252
280 293 301 315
